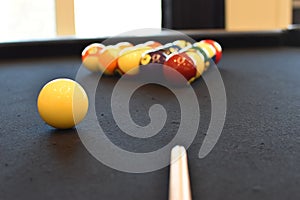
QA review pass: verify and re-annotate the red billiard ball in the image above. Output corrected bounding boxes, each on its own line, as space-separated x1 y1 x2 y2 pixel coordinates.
163 52 197 84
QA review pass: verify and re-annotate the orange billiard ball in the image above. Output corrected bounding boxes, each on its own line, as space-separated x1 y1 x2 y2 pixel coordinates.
98 45 121 75
82 43 105 72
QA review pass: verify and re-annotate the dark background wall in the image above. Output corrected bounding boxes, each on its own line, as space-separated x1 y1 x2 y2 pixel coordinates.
162 0 225 29
162 0 300 30
293 8 300 24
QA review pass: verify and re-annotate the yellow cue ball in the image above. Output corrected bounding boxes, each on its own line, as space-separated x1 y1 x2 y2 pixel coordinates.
37 78 89 129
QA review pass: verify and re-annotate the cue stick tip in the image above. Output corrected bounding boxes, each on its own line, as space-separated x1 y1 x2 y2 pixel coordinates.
169 145 192 200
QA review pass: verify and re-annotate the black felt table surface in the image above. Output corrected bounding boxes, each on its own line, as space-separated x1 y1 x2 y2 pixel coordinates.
0 47 299 200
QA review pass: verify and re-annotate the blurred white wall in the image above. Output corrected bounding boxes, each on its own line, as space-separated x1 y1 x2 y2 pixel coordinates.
0 0 56 42
74 0 162 37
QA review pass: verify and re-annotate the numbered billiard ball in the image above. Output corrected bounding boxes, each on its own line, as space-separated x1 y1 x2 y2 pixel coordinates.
81 43 105 72
163 52 197 84
117 45 152 75
156 43 182 56
144 41 162 48
172 40 192 49
115 42 134 50
37 78 89 129
185 51 205 79
200 40 222 64
193 41 216 62
98 45 121 75
186 46 210 70
140 50 167 65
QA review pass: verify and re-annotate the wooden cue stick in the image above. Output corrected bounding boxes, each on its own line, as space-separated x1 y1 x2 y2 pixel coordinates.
169 145 192 200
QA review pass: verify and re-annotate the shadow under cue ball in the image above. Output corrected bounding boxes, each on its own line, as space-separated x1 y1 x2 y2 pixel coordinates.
37 78 89 129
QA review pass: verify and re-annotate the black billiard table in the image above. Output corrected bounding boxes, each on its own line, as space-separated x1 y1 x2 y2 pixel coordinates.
0 29 299 200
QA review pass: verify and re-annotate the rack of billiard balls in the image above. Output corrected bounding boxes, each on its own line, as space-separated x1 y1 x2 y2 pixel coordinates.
37 39 222 130
82 39 222 84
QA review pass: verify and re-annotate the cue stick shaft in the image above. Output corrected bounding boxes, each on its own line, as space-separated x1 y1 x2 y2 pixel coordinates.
169 146 192 200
